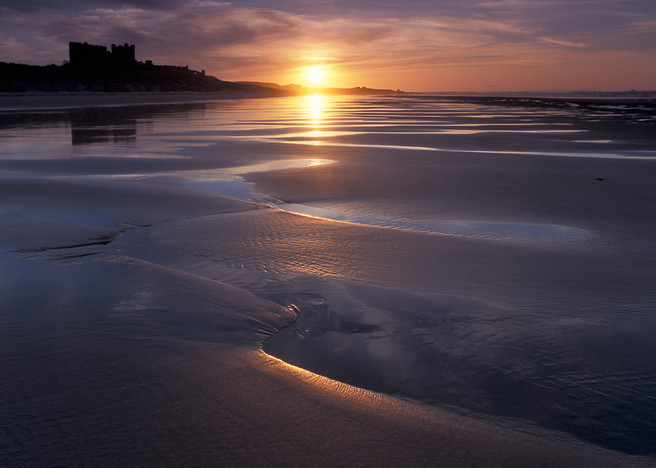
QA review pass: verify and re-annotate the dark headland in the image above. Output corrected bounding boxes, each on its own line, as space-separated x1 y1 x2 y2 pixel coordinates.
0 41 401 96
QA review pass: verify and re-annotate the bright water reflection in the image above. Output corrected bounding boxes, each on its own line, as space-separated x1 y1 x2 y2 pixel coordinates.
307 93 324 125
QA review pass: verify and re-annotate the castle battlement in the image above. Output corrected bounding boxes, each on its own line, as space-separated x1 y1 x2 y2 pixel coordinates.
69 41 136 68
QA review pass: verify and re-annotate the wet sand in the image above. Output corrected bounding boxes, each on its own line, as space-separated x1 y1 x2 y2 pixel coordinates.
1 94 655 466
2 195 647 467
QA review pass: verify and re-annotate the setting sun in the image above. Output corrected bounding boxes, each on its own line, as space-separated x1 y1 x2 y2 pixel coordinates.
304 65 327 86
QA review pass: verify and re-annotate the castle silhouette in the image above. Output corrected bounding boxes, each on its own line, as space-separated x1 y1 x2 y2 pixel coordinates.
0 41 397 94
68 41 145 68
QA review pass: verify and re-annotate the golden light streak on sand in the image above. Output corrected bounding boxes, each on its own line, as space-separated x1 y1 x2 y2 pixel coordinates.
258 348 417 411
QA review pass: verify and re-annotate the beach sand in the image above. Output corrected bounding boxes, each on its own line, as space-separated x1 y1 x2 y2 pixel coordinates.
1 94 655 466
2 200 646 467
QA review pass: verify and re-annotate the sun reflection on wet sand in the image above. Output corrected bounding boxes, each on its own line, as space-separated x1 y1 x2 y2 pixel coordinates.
306 94 325 143
307 93 324 125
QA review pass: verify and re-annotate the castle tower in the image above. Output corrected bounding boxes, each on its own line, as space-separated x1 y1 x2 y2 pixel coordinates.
69 42 110 67
111 43 136 65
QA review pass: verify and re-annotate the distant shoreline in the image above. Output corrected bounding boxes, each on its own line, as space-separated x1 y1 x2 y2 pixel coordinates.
0 60 402 101
0 89 406 111
0 91 272 110
410 93 656 113
2 91 655 113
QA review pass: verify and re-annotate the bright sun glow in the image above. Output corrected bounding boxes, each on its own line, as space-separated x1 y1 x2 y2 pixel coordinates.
304 65 327 86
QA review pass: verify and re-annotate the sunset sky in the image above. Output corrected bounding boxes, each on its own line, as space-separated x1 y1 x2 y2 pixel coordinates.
1 0 654 92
